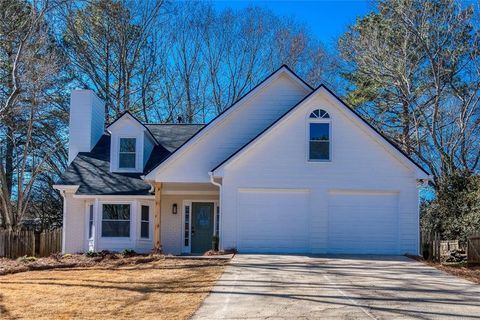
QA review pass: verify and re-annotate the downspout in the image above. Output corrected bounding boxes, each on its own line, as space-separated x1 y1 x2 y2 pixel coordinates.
209 172 222 250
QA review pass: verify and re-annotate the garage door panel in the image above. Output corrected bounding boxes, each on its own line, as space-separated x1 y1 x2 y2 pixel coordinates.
328 192 399 254
237 189 309 253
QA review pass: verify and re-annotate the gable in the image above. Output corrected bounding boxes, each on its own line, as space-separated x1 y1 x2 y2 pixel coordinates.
212 85 429 180
55 125 202 195
144 66 313 182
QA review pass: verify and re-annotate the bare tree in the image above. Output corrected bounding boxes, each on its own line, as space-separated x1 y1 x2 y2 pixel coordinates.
0 0 70 230
60 0 164 123
339 0 480 187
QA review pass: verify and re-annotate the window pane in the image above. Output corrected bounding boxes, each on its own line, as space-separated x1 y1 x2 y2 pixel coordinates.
141 206 149 221
141 222 149 238
89 221 93 239
310 141 330 160
89 205 94 239
102 204 130 220
309 109 319 118
102 221 130 237
310 123 329 141
119 153 136 168
120 138 136 152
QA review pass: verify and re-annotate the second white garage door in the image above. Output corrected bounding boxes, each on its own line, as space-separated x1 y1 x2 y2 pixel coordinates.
237 189 309 253
327 191 400 254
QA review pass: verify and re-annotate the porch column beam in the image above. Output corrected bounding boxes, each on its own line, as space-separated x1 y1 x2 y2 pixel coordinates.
154 182 162 252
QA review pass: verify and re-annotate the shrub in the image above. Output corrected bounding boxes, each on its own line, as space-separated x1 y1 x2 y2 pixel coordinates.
84 250 98 258
17 256 36 263
422 243 430 260
122 249 136 256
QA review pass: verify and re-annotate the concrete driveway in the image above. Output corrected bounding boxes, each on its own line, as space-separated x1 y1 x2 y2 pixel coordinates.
193 254 480 319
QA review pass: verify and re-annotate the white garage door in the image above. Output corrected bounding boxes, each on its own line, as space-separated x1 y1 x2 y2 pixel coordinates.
328 191 399 254
237 189 309 253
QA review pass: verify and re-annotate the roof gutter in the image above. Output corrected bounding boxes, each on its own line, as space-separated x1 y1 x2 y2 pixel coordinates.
52 185 79 193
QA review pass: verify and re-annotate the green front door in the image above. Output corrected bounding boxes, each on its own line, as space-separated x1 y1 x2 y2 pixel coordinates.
191 202 214 254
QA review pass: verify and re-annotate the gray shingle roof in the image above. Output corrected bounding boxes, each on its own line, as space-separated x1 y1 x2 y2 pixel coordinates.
145 124 203 152
57 124 204 195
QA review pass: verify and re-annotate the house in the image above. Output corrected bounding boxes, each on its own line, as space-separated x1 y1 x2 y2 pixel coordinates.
53 65 430 255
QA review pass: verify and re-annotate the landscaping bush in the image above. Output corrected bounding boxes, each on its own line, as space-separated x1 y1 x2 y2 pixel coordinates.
122 249 136 257
17 256 36 263
422 243 430 260
84 250 98 258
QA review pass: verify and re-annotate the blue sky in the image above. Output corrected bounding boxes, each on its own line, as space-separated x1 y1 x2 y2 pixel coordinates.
212 0 374 47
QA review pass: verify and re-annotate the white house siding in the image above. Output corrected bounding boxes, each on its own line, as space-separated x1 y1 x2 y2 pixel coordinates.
220 91 420 255
62 192 86 253
156 73 310 183
160 193 219 255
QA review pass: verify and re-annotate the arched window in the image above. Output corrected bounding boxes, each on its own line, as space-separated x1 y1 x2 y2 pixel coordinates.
308 109 331 161
309 109 330 119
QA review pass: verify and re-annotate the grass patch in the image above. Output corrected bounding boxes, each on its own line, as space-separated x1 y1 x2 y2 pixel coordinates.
0 258 226 320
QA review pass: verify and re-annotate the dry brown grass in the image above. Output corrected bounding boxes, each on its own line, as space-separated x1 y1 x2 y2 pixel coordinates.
431 263 480 284
0 258 226 320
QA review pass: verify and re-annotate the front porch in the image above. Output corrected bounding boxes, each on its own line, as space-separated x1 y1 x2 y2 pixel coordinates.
79 183 220 255
155 183 220 255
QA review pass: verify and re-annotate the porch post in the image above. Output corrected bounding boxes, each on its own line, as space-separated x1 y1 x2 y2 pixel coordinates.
154 182 162 252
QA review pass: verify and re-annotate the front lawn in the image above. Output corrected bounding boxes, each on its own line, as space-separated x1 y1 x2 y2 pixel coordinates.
0 255 226 320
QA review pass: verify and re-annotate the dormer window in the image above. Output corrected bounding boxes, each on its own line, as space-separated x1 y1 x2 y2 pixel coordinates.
119 138 136 168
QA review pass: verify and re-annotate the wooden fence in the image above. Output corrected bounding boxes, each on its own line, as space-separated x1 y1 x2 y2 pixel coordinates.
39 229 62 257
0 228 62 259
0 230 36 258
420 231 460 262
467 234 480 264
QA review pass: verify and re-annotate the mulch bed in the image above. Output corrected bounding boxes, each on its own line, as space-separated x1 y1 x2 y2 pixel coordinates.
0 252 164 276
0 251 233 276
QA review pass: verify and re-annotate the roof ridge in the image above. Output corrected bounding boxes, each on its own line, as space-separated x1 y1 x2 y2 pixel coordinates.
144 123 205 126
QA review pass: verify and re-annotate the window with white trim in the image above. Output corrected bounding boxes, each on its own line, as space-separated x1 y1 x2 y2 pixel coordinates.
88 204 94 239
119 138 136 168
140 205 150 239
102 204 130 237
308 109 331 161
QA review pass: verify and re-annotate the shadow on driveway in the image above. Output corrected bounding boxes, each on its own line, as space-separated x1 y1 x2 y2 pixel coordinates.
193 254 480 319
